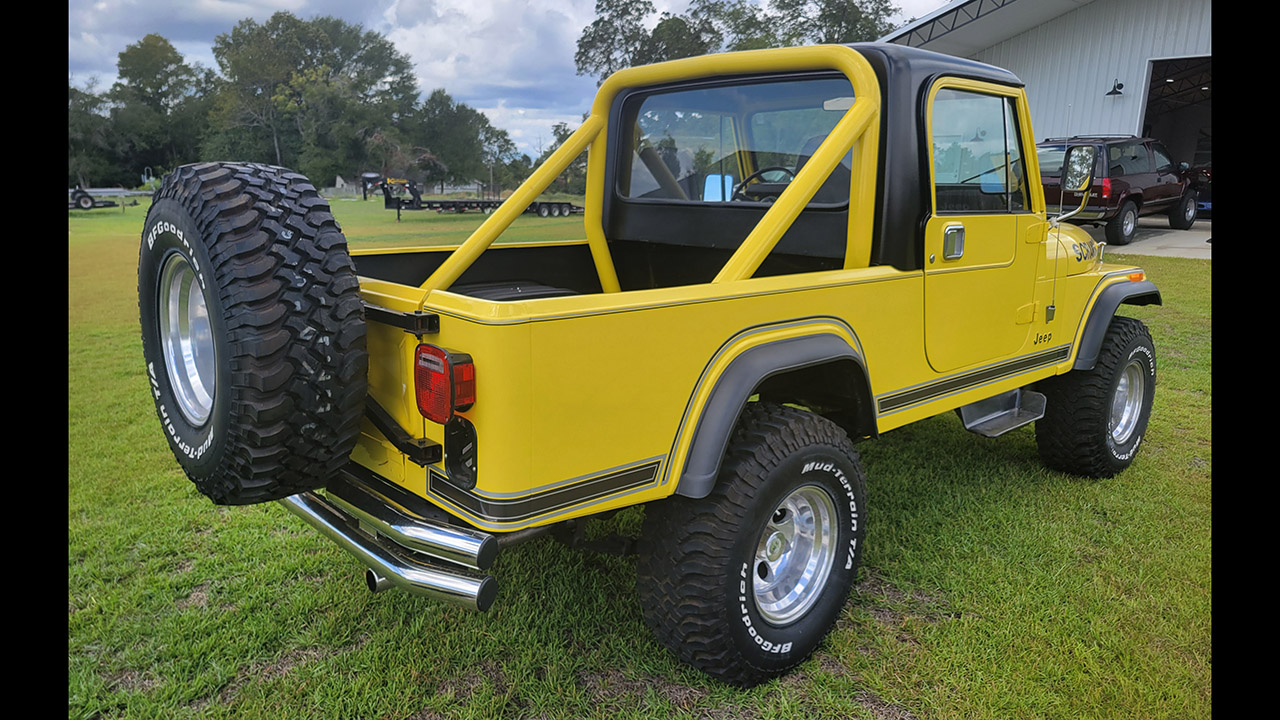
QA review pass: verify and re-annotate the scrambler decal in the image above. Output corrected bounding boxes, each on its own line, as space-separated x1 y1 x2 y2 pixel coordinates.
1071 238 1099 263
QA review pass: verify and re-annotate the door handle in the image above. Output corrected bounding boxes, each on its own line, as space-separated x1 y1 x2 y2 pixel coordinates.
943 224 965 260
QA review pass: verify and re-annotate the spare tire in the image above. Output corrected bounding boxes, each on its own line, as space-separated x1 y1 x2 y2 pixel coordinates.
138 162 368 505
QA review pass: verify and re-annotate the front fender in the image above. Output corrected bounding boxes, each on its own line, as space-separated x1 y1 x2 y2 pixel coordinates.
1074 280 1162 370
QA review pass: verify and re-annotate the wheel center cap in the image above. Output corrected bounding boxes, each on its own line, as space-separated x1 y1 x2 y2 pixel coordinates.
765 532 787 561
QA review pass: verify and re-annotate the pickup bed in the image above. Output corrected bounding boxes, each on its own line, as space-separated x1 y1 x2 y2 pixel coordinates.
138 42 1160 686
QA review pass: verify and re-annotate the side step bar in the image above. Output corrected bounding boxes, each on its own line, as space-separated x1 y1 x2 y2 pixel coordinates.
957 388 1047 438
277 474 499 612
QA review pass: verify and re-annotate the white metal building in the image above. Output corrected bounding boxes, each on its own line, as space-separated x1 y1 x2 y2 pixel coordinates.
879 0 1211 166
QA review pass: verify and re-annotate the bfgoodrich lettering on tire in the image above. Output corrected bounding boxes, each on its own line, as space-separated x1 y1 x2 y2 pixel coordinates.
138 162 368 505
637 402 866 687
1035 316 1156 478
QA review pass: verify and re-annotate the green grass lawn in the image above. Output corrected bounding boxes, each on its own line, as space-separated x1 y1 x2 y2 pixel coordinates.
69 196 1210 719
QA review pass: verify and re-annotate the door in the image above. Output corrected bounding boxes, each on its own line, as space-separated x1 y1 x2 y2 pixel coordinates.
1107 140 1157 208
923 81 1038 373
1149 141 1183 207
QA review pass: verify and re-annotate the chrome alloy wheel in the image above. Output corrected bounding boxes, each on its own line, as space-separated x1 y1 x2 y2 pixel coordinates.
752 484 838 625
1109 359 1146 445
1122 207 1136 237
158 252 216 426
1185 198 1196 222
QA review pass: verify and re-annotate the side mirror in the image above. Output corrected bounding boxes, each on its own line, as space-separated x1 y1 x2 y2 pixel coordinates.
1061 145 1094 192
1053 144 1095 226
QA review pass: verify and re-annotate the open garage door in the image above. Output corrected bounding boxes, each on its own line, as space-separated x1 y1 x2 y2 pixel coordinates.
1142 56 1211 164
1142 56 1210 215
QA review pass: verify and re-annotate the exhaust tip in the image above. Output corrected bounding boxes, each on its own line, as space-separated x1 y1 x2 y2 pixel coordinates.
475 576 498 612
476 535 500 571
365 567 393 593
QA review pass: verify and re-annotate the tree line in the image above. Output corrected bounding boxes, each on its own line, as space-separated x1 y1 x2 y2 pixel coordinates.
69 2 903 195
68 12 531 194
575 0 902 83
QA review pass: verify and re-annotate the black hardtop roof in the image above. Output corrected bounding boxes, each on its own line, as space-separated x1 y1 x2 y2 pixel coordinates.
846 42 1024 90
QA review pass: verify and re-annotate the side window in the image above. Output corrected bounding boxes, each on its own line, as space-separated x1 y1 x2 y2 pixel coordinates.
1109 142 1149 176
1151 143 1174 173
931 88 1029 213
1003 99 1027 211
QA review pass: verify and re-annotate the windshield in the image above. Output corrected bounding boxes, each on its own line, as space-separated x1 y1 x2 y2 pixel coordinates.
1037 144 1065 177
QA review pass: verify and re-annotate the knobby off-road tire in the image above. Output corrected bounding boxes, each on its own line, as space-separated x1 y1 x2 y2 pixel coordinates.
138 162 368 505
637 402 866 687
1168 189 1197 230
1035 316 1156 478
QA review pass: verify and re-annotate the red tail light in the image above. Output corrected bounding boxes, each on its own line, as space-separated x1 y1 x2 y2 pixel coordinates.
415 344 475 424
1099 177 1111 200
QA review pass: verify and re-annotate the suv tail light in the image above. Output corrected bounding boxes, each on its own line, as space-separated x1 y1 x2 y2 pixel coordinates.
415 344 475 424
1098 177 1111 200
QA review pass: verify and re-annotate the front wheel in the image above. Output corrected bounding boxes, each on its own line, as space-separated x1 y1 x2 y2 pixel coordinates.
1169 189 1197 230
637 402 866 687
1035 316 1156 478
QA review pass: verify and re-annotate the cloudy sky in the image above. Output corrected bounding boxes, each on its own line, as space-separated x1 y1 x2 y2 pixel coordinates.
68 0 950 158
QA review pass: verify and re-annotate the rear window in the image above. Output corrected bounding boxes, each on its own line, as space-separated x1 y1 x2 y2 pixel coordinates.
616 75 855 205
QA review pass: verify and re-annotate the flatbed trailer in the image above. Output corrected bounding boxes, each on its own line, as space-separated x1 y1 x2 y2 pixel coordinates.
69 186 152 210
379 179 580 217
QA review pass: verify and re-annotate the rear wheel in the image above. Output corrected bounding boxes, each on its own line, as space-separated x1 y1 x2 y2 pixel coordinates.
537 204 550 218
637 402 865 687
74 191 94 210
1105 200 1138 245
138 162 368 505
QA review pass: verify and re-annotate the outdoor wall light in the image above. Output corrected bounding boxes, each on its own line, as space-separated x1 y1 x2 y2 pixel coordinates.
1105 79 1124 96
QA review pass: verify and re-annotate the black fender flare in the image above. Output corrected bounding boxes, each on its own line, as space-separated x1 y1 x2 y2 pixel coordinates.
1073 280 1162 370
674 334 872 499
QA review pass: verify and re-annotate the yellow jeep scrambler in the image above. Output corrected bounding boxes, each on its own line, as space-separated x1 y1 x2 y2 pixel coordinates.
138 43 1160 686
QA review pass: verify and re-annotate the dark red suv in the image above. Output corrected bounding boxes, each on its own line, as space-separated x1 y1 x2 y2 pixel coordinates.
1036 136 1198 245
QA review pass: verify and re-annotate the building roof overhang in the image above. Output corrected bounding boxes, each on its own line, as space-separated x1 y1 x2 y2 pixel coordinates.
879 0 1097 56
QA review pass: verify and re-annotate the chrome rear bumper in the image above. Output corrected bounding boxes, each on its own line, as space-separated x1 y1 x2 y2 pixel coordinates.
277 469 499 611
